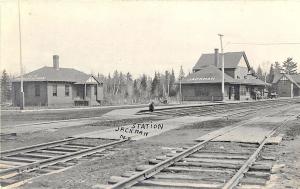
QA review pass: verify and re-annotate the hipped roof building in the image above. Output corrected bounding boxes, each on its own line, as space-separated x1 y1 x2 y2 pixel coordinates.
12 55 104 107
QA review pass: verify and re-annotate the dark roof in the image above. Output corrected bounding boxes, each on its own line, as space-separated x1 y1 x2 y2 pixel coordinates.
272 73 283 84
181 65 266 86
181 65 236 84
272 73 300 88
193 51 250 71
13 66 100 84
291 74 300 83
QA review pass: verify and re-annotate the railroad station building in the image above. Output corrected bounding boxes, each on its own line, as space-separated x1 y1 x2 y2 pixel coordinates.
12 55 104 107
180 49 266 101
272 73 300 97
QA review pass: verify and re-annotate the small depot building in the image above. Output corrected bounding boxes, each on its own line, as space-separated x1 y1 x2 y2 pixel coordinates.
12 55 104 107
180 49 266 101
272 73 300 97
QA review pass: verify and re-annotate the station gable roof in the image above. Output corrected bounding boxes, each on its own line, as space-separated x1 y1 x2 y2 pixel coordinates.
13 66 102 84
181 65 235 84
193 51 250 71
181 65 266 86
272 73 300 88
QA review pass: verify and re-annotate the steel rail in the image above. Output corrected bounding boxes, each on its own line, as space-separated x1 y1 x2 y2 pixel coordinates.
7 116 105 128
137 98 296 114
106 116 267 189
106 103 296 189
222 115 296 189
0 137 78 157
0 139 128 177
140 99 293 117
176 101 288 118
147 104 244 116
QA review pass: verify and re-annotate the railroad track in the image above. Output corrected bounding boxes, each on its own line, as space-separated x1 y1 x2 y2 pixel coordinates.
0 99 297 188
0 138 129 188
137 98 298 118
105 106 297 189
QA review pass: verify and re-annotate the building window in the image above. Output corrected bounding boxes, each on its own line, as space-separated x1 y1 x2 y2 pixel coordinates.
53 84 57 96
240 87 246 96
35 84 40 96
65 85 70 96
94 85 97 95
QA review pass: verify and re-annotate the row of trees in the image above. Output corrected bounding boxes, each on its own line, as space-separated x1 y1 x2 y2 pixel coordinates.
0 58 297 104
255 57 298 83
0 66 186 105
99 66 185 104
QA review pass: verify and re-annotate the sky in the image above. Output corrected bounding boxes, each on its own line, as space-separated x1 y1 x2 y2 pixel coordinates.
1 0 300 78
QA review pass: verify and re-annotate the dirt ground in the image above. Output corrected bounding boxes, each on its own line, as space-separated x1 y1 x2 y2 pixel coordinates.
0 105 147 126
1 103 299 189
0 117 162 151
18 118 239 189
264 118 300 189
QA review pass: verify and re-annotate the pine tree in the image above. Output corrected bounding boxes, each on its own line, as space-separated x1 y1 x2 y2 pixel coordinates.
169 69 176 96
282 57 297 74
164 70 170 96
151 72 159 96
267 64 275 83
1 70 11 103
140 74 147 92
118 72 125 95
133 79 140 99
256 65 264 80
179 65 185 80
156 72 163 97
274 61 282 74
112 70 119 95
125 72 133 99
107 73 112 94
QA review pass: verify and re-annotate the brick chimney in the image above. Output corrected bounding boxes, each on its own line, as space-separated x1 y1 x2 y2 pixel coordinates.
214 48 219 67
53 55 59 70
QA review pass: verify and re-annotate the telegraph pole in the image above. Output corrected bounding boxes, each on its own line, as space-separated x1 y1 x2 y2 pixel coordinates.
18 0 24 109
179 79 182 103
218 34 225 101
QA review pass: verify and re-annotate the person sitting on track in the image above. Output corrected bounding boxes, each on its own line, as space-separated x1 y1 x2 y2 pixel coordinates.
149 102 155 112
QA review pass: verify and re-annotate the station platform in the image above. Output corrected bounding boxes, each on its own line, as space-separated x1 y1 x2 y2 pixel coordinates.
195 115 297 144
102 97 295 120
73 116 220 140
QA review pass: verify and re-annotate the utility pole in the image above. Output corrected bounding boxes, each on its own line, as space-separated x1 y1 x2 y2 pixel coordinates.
264 73 267 99
218 34 225 101
167 78 170 98
18 0 24 110
179 79 182 104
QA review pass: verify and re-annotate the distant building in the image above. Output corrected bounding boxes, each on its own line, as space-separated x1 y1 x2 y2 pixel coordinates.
272 73 300 97
180 49 266 101
12 55 104 107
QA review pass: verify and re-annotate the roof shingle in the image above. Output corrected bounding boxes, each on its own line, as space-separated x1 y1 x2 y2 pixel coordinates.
272 73 300 88
182 65 266 86
193 51 250 71
181 65 236 84
13 66 93 83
